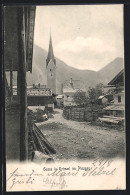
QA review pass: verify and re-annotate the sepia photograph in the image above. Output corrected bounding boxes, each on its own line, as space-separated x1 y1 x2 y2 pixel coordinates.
4 4 125 191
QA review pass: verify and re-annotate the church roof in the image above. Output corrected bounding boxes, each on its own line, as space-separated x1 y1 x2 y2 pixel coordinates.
46 33 56 67
63 79 86 93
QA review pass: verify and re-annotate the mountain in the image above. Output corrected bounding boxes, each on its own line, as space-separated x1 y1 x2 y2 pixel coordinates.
6 44 124 94
98 57 124 84
27 44 100 94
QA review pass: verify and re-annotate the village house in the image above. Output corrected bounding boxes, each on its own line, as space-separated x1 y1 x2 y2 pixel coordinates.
56 94 63 108
13 85 54 112
5 7 56 162
99 69 125 124
27 87 54 112
63 78 86 107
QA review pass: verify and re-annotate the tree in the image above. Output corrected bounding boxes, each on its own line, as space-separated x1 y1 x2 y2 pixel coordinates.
73 90 87 106
73 83 104 107
88 83 104 104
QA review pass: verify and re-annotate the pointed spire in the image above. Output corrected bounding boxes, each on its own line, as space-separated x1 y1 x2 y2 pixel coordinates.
46 32 56 67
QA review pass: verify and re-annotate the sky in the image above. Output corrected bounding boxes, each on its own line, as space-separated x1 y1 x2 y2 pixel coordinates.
34 5 124 71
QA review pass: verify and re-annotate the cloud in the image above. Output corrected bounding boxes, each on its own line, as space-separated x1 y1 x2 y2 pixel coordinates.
55 36 115 54
34 5 124 71
54 35 123 71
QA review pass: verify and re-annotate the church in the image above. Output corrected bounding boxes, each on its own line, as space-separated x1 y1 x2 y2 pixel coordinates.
46 33 57 95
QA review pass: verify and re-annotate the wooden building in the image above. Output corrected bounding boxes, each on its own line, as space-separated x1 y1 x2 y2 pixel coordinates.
104 69 124 116
99 69 125 124
13 86 54 111
4 6 56 162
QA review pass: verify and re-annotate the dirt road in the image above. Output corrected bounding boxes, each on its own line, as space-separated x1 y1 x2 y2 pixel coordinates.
37 109 125 161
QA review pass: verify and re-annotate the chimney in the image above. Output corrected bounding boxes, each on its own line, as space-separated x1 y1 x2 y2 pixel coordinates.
38 83 40 88
70 78 73 88
61 83 63 94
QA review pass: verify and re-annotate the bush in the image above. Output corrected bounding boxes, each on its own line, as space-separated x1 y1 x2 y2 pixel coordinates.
73 90 88 106
33 108 44 122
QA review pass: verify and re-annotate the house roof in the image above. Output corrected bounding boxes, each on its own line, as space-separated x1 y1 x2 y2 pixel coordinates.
13 88 52 96
63 79 86 93
4 6 36 72
104 105 124 111
98 95 106 99
27 88 52 96
108 69 124 86
57 95 63 99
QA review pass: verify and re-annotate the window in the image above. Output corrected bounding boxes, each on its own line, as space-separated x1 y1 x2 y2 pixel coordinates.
118 95 121 103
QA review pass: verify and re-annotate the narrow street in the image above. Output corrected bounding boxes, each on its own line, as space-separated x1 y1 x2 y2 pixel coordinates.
37 109 125 161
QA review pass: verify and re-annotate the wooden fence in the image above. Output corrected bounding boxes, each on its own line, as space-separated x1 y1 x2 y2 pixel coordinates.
63 107 103 122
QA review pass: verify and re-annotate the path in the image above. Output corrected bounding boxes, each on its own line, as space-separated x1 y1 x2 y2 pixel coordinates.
37 109 125 161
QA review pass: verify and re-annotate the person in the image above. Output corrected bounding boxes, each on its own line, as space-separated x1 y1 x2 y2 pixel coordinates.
43 113 48 120
44 106 48 115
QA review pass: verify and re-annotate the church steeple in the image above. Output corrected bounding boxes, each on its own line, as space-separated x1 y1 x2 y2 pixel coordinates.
46 33 56 67
46 32 57 94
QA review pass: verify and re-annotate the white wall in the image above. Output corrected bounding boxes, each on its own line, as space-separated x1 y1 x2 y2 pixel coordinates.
63 93 76 106
114 92 125 105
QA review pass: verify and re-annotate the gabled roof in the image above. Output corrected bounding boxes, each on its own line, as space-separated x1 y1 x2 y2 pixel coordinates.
108 69 124 86
63 79 86 93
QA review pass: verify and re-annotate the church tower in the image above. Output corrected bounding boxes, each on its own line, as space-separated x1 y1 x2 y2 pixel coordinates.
46 33 56 94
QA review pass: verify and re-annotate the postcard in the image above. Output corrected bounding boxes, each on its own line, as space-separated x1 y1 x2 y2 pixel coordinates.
4 4 125 191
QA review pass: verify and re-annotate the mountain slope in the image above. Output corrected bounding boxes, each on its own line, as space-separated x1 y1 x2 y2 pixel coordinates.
28 44 99 93
6 44 124 94
98 57 124 84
